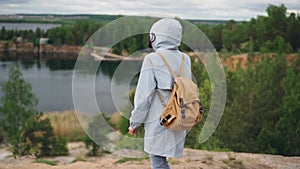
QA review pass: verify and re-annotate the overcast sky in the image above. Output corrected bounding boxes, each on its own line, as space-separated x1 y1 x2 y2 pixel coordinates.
0 0 299 20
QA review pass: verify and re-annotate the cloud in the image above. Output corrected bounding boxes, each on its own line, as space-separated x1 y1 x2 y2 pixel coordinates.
0 0 32 4
0 0 299 20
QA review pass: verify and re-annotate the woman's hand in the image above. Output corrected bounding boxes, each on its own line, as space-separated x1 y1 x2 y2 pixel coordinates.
128 126 136 135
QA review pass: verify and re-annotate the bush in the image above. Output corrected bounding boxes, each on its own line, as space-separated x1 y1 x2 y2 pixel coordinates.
50 136 69 156
117 116 129 135
23 114 69 157
84 135 101 156
261 35 293 53
84 114 110 156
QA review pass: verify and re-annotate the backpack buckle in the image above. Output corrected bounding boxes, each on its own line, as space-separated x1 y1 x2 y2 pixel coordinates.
160 114 172 125
199 102 204 115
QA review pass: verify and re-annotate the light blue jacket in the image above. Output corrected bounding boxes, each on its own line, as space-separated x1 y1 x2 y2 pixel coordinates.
130 18 192 158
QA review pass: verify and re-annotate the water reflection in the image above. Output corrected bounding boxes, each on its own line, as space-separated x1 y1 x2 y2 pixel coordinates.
0 56 140 113
46 59 76 71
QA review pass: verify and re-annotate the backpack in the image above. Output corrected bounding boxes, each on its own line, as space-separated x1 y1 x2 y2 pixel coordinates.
156 52 204 131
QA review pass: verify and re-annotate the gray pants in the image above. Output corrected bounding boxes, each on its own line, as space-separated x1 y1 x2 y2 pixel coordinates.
150 154 171 169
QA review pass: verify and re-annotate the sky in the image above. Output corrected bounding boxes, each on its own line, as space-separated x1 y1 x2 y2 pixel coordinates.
0 0 299 20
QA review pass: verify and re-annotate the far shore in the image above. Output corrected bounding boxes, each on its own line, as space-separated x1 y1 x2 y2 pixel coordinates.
0 41 143 60
0 41 297 70
0 41 81 59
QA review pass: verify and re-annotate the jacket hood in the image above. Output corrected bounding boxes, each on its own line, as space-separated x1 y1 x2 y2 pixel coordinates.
149 18 182 51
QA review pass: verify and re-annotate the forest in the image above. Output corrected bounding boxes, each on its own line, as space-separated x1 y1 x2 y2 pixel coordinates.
0 4 299 157
187 51 300 156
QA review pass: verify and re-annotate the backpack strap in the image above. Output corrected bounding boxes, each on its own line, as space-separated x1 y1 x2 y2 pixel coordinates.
156 51 176 78
156 52 185 107
179 53 185 76
157 90 167 107
156 52 185 77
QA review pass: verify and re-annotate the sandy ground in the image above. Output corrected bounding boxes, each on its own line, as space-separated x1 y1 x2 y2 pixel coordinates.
0 142 300 169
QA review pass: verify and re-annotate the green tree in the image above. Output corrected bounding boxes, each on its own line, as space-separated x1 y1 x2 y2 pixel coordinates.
66 31 75 45
0 65 68 157
286 13 300 51
0 26 6 40
73 20 90 44
222 22 249 52
0 65 39 157
274 64 300 155
35 27 43 38
266 4 287 39
216 66 256 152
262 35 293 53
246 54 286 153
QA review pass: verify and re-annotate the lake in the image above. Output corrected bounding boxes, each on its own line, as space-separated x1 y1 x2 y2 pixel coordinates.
0 54 141 114
0 23 61 31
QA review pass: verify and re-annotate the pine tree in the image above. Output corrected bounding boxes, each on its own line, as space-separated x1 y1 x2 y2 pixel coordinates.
274 63 300 155
0 65 68 157
0 65 39 157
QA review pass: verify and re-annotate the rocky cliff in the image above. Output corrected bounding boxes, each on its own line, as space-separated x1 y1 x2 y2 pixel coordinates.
0 41 82 59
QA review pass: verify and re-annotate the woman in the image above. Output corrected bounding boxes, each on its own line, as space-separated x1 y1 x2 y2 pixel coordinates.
128 18 192 169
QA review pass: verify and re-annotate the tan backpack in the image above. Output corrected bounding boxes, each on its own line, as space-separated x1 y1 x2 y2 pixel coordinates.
156 52 204 131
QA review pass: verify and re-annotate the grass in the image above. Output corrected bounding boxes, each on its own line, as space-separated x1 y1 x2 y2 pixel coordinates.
168 158 180 165
222 154 244 169
206 156 214 165
71 154 86 163
34 159 57 166
222 159 244 168
185 158 191 162
114 157 149 164
109 112 122 127
206 155 213 161
43 110 89 141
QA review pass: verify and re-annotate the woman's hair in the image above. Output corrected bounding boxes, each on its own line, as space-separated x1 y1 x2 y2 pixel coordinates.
147 33 156 48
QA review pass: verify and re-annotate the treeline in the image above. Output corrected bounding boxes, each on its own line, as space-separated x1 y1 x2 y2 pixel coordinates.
186 52 300 156
47 20 102 45
197 4 300 53
0 26 42 45
1 4 299 54
0 20 103 46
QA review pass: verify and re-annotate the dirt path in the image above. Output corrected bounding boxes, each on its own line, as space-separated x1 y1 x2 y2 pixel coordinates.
0 143 300 169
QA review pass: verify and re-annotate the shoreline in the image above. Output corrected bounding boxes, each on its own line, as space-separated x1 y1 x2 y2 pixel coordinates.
0 41 81 59
0 41 144 61
0 41 297 70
